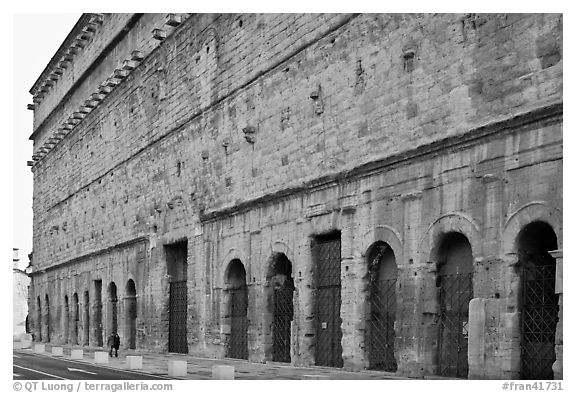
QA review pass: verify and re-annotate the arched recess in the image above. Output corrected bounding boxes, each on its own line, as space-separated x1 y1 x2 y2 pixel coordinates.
365 241 398 372
36 296 42 342
63 295 69 344
125 279 137 349
433 232 474 378
359 225 404 263
44 294 51 343
500 202 562 379
421 213 481 264
107 282 118 334
516 221 558 380
224 259 248 360
72 293 79 345
263 252 294 363
419 213 480 379
83 290 90 346
501 202 562 255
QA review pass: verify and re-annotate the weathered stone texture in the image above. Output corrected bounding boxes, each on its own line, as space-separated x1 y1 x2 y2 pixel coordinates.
29 13 562 379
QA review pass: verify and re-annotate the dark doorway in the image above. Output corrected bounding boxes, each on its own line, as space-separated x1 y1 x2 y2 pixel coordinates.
312 232 343 368
226 259 248 360
72 293 79 345
166 241 188 354
94 280 103 347
64 295 69 344
366 242 397 372
45 294 51 343
517 221 558 380
108 282 118 334
83 290 90 346
436 232 474 378
36 296 42 342
125 279 137 349
270 253 294 363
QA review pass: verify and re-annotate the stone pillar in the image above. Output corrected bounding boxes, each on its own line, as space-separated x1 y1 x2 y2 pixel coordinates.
502 253 521 379
549 250 562 380
340 207 363 371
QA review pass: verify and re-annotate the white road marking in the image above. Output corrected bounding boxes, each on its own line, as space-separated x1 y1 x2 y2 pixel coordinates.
13 355 21 358
13 365 66 380
67 367 97 375
13 373 21 377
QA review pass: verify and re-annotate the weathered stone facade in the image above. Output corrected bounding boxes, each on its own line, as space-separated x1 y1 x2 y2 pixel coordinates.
28 13 562 379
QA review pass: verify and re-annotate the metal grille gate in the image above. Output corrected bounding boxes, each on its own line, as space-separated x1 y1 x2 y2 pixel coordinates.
520 263 558 380
229 287 248 359
313 235 343 368
169 280 188 354
273 282 294 363
438 273 472 378
368 278 397 371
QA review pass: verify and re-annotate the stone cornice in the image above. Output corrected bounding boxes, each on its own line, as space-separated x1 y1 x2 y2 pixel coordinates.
29 13 191 168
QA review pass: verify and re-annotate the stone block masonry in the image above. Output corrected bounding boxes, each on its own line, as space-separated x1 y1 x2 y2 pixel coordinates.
28 14 562 379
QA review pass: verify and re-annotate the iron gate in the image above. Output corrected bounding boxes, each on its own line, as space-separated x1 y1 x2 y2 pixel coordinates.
273 282 294 363
169 280 188 354
368 278 397 371
313 235 343 368
438 272 472 378
229 287 248 359
520 263 558 379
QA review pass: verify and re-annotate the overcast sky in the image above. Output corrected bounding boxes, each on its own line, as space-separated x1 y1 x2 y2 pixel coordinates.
12 14 81 269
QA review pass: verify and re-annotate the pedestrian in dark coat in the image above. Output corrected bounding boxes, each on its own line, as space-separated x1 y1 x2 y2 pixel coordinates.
107 332 120 357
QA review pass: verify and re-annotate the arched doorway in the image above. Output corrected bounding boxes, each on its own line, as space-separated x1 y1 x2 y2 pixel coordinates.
36 296 42 342
125 279 137 349
44 294 51 343
83 290 90 346
108 282 118 334
366 241 397 372
267 253 294 363
72 293 79 345
436 232 474 378
64 295 69 344
517 221 558 380
226 259 248 359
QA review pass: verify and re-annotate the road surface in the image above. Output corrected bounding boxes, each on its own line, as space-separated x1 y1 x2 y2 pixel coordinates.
13 350 171 380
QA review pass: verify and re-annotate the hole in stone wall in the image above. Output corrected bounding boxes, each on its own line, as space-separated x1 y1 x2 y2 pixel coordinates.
239 20 243 27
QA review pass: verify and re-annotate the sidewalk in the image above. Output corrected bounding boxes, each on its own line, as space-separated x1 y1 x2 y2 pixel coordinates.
20 342 410 380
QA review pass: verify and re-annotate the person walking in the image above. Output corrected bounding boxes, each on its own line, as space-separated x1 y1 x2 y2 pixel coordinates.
107 332 121 357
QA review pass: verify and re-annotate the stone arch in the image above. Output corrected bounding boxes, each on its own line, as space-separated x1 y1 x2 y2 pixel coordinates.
219 248 248 288
364 240 398 372
501 202 562 255
72 293 79 345
222 258 248 359
83 290 90 346
125 279 137 349
434 232 474 378
420 212 481 264
63 294 69 344
107 282 118 335
359 225 404 264
499 202 562 379
44 294 51 343
36 296 42 342
418 213 480 378
263 252 295 363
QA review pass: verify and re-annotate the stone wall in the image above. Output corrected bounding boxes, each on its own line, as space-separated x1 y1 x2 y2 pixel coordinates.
28 13 562 378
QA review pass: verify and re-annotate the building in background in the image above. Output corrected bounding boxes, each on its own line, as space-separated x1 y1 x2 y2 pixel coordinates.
13 248 30 337
27 14 562 379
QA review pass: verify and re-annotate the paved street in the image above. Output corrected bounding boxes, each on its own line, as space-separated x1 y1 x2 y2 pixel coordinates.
13 351 170 380
13 344 409 380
